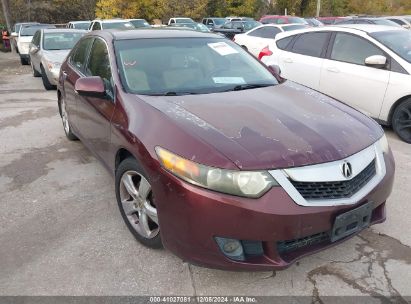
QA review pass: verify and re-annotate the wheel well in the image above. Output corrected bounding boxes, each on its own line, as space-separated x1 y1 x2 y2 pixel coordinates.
115 148 134 171
388 95 411 125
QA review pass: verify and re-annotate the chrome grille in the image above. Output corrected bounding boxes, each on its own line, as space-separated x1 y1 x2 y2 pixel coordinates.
290 159 376 200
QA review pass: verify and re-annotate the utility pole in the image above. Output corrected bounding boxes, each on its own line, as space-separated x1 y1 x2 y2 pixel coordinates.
28 0 31 21
316 0 321 17
1 0 15 51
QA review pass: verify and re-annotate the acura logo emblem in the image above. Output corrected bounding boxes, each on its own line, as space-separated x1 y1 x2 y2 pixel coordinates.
341 161 352 178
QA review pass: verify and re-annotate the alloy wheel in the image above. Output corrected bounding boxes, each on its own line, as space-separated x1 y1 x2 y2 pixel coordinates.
61 98 70 135
119 170 159 239
395 105 411 143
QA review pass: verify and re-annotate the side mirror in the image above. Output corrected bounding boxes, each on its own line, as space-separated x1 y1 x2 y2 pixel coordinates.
75 76 106 97
267 64 285 83
365 55 387 69
11 32 17 37
30 44 39 53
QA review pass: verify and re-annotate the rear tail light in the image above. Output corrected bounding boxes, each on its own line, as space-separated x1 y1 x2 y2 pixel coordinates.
258 46 273 60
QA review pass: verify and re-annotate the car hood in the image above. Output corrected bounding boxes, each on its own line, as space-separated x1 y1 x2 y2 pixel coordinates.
42 50 70 63
139 82 383 170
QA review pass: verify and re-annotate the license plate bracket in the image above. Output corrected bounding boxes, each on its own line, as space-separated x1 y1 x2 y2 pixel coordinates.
331 202 373 243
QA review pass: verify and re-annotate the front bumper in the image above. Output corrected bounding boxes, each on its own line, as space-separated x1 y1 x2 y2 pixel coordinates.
43 66 60 85
152 150 395 271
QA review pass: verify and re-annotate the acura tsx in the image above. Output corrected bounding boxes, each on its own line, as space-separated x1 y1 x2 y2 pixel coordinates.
57 29 395 270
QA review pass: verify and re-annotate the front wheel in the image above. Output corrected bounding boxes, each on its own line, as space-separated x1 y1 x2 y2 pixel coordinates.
392 99 411 144
31 61 41 77
115 158 162 249
60 97 78 141
40 65 55 90
20 56 28 65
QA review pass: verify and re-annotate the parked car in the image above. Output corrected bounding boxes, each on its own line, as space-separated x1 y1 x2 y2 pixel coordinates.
304 18 324 27
317 16 350 25
261 24 411 143
17 24 56 65
335 18 401 27
234 24 308 57
169 22 210 32
89 19 135 31
379 16 411 29
57 29 394 270
167 17 195 25
10 22 39 52
202 17 227 29
67 21 91 30
29 28 85 90
260 15 308 25
213 20 261 40
126 19 151 28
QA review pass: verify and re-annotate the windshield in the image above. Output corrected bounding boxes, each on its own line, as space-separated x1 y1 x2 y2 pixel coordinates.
213 18 226 25
43 32 84 50
104 22 134 30
243 21 261 30
176 18 194 24
288 17 308 24
283 24 307 31
21 25 54 36
115 37 277 95
129 19 150 28
371 30 411 63
73 22 90 30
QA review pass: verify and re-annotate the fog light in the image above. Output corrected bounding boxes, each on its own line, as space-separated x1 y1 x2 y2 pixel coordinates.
215 237 245 261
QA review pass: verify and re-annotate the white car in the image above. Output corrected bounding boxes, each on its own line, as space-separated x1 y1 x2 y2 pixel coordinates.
89 19 134 31
167 18 194 26
17 24 55 65
379 16 411 29
234 24 308 57
261 24 411 143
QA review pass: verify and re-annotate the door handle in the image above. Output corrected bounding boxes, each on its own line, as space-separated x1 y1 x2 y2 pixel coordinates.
284 58 293 63
326 67 340 73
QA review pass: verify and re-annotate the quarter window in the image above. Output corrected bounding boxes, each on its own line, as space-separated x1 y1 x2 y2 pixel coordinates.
330 33 384 66
291 32 329 57
92 22 101 30
276 36 294 50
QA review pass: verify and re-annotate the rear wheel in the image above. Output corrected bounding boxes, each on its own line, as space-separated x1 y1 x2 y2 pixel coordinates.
392 99 411 144
20 56 28 65
40 65 55 90
115 158 162 249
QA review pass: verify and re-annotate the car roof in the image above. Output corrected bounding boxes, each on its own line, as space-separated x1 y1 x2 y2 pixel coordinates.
69 21 90 23
93 19 130 23
100 29 223 40
42 28 86 33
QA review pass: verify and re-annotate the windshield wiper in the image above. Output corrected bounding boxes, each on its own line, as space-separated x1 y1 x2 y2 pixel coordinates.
230 84 274 91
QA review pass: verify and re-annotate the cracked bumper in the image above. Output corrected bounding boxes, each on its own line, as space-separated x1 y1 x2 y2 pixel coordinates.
153 151 394 271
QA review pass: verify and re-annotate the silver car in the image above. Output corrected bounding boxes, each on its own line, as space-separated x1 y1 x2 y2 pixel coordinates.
29 29 85 90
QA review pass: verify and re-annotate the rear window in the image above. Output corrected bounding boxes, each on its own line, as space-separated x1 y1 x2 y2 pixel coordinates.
21 25 55 36
291 32 329 57
43 32 84 50
103 22 134 30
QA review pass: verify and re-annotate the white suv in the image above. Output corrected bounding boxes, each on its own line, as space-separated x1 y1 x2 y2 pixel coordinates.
262 24 411 143
89 19 134 31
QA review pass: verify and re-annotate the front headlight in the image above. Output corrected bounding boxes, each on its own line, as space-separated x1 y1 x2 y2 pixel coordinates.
378 134 390 154
46 61 61 70
155 147 278 198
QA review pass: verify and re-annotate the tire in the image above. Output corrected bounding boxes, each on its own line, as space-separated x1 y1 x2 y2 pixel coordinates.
392 98 411 144
60 96 78 141
115 157 162 249
31 61 41 77
20 56 28 65
40 65 56 90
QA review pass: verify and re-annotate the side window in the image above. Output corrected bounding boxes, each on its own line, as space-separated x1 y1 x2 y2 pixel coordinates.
248 28 265 37
32 31 41 46
223 22 232 29
330 33 384 66
85 38 113 96
389 19 405 25
92 22 101 30
277 18 286 24
248 27 281 38
207 20 214 25
276 36 294 50
170 19 175 24
70 38 92 71
291 32 329 57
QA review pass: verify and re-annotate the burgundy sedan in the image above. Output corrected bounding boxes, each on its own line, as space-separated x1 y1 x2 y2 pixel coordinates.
57 29 395 270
